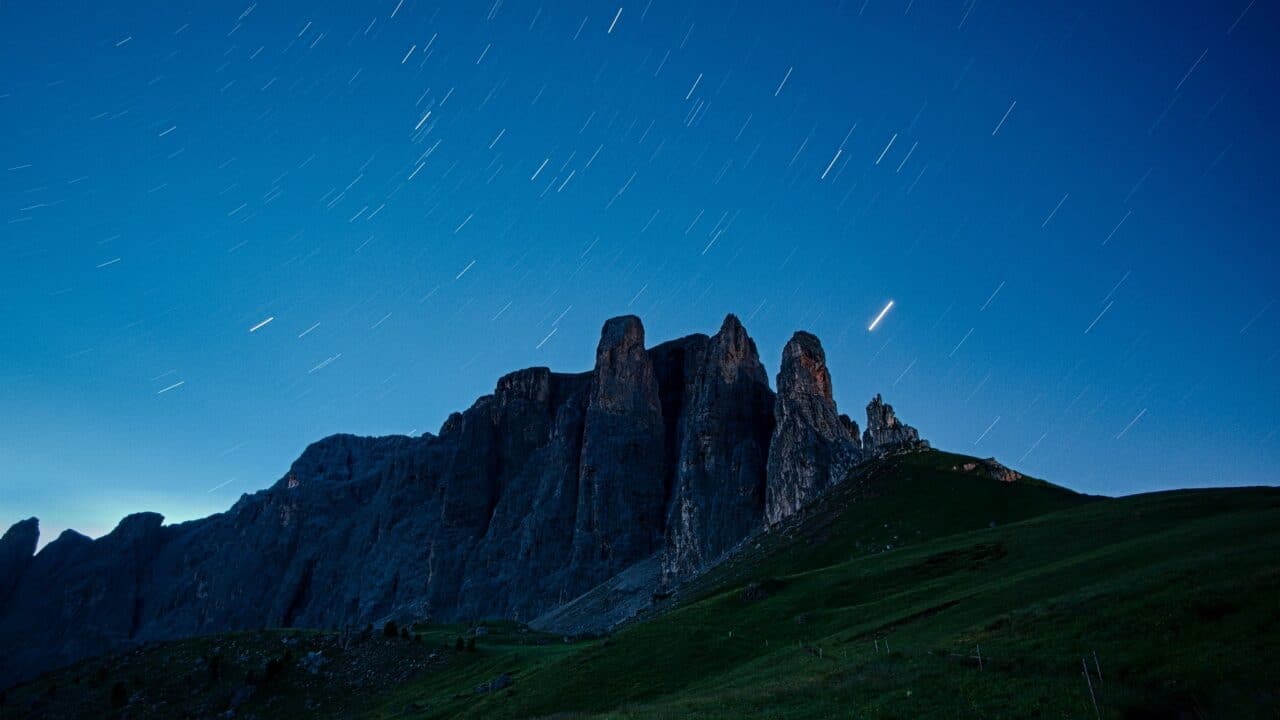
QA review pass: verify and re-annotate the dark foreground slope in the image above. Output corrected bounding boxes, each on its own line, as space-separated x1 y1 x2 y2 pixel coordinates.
6 450 1276 719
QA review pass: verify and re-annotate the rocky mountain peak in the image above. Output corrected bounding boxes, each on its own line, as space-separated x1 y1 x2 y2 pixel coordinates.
660 314 774 583
863 393 926 454
590 315 656 413
0 313 936 689
1 518 38 557
495 367 553 404
776 331 834 401
570 314 667 585
108 512 164 540
0 518 39 606
707 313 767 383
764 332 862 525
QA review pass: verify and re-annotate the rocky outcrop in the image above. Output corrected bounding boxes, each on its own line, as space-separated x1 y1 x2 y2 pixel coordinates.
0 518 38 608
863 394 927 454
0 512 165 684
764 332 862 524
569 316 668 588
662 315 775 582
955 458 1024 483
0 314 929 689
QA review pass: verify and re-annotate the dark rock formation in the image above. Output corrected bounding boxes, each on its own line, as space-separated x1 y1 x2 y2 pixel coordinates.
0 518 38 607
662 314 775 582
954 458 1024 483
0 314 927 689
863 394 928 454
570 316 668 587
764 332 862 524
839 414 863 453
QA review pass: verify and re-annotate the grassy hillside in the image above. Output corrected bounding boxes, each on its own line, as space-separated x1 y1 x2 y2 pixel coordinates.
5 450 1277 719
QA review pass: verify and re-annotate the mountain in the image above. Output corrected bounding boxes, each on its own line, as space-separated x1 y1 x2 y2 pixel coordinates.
0 314 931 690
5 455 1276 719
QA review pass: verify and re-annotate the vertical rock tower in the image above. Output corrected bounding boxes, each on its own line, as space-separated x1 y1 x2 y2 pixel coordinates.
764 332 863 524
662 314 775 581
570 315 668 583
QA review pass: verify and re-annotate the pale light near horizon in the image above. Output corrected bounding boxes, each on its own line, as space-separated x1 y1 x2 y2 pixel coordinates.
868 300 894 331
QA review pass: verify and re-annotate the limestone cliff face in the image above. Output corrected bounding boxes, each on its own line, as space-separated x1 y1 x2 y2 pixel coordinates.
662 315 775 582
764 332 862 524
570 316 668 589
0 314 927 689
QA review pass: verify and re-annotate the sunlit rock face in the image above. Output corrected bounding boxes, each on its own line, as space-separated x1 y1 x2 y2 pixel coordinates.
764 332 862 525
0 314 927 689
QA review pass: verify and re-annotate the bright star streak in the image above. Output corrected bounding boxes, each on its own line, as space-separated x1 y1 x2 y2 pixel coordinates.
868 300 894 331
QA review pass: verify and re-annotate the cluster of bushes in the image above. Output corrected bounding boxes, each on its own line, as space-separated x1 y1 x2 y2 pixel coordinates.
245 649 292 686
381 621 418 640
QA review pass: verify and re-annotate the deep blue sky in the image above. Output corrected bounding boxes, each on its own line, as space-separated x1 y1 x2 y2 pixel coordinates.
2 0 1277 544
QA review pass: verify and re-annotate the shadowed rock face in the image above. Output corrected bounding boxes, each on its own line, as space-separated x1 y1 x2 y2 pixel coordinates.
764 332 862 524
0 314 924 689
662 315 775 582
570 316 668 589
0 518 38 606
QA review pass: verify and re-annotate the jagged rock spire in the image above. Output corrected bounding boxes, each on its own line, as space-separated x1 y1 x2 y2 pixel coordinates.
0 518 38 606
862 393 925 454
570 315 667 584
764 332 861 524
662 314 774 582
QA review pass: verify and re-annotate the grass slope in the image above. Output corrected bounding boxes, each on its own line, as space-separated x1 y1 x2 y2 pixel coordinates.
5 450 1277 719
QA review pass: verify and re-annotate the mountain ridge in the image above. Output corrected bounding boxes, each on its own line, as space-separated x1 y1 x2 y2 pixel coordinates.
1 313 935 689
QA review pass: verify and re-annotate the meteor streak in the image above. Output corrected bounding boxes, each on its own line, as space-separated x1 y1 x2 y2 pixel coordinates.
868 300 894 331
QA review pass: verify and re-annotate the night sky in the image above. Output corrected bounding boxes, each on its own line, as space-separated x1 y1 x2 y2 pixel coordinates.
3 0 1278 544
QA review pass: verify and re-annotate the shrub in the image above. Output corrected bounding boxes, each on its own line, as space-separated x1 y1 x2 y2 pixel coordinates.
383 621 399 639
455 637 464 651
263 657 285 683
110 681 128 709
467 636 476 651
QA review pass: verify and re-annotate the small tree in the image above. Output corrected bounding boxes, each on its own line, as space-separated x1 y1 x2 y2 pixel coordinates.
454 637 464 651
467 636 476 651
383 620 399 639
